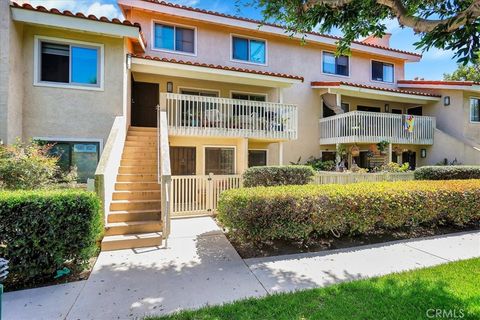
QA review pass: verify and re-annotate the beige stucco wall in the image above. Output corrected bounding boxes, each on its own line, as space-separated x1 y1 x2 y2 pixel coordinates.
0 1 24 144
20 25 128 146
126 8 409 165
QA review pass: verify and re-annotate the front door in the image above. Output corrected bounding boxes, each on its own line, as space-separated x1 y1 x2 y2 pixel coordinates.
402 151 417 170
132 81 159 127
170 147 196 175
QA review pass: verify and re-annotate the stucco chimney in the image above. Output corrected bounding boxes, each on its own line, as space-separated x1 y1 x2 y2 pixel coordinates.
362 33 392 48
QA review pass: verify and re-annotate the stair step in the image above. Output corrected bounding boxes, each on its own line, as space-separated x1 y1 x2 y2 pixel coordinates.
110 199 161 211
126 135 157 142
125 141 157 147
122 152 157 159
127 130 156 137
130 126 157 132
108 210 161 222
105 220 162 236
124 146 156 153
121 159 157 166
115 182 160 191
117 174 157 182
101 232 162 251
119 166 157 174
112 190 161 200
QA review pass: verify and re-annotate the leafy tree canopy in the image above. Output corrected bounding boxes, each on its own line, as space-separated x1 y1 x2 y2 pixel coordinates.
251 0 480 63
444 62 480 81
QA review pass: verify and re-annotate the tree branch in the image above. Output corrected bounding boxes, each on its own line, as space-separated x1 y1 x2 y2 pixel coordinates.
301 0 480 33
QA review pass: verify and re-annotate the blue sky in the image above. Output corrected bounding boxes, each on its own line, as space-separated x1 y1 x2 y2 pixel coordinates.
23 0 459 79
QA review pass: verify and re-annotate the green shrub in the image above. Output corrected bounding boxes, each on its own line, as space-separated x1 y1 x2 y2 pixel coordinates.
0 189 102 287
243 165 315 187
0 140 77 190
305 157 336 171
415 166 480 180
218 180 480 243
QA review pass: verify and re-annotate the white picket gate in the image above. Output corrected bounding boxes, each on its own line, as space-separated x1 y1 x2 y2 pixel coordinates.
170 174 242 217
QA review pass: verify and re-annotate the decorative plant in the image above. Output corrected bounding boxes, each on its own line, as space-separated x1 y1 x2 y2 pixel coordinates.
376 140 390 154
336 144 347 158
305 157 336 171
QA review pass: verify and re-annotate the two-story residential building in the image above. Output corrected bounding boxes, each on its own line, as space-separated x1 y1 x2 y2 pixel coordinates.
1 0 480 250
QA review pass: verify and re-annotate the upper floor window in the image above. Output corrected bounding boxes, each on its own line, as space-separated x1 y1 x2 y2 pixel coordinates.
372 60 394 83
322 52 349 76
154 23 195 54
470 98 480 122
36 37 102 90
232 36 266 64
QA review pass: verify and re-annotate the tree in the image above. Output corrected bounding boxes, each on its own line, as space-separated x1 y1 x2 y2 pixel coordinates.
252 0 480 63
444 62 480 81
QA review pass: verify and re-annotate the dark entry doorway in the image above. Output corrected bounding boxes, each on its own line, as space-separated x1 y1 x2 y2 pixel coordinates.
132 81 159 127
357 105 381 112
170 147 196 175
407 106 423 116
402 151 417 170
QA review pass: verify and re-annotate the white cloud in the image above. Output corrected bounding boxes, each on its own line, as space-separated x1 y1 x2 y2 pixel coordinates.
18 0 123 20
423 47 455 60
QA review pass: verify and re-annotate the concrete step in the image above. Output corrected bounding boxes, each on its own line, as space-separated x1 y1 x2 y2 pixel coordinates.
121 159 157 167
110 199 161 211
105 220 162 236
107 210 161 223
126 135 157 142
124 146 157 153
112 190 161 201
125 140 157 147
119 166 157 174
122 152 157 160
117 174 157 182
101 232 162 251
130 126 157 132
115 182 160 191
127 130 156 137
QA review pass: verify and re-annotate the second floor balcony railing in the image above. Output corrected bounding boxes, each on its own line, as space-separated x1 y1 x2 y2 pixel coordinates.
162 93 298 140
319 111 435 145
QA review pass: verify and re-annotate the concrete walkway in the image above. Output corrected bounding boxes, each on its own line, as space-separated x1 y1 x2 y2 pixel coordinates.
4 217 479 320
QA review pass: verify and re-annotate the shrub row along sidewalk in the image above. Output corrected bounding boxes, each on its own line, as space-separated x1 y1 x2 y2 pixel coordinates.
0 189 102 289
218 179 480 243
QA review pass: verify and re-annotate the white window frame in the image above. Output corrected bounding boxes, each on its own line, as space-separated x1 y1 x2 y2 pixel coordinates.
248 148 269 167
229 90 268 101
230 33 268 66
34 35 104 91
152 20 197 56
470 97 480 123
203 145 237 175
178 86 220 96
370 59 395 84
321 50 350 78
33 137 104 154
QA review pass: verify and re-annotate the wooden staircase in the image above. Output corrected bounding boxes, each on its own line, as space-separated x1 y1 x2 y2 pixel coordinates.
101 127 163 251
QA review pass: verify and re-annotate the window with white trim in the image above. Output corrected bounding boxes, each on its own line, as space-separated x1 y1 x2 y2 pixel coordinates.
232 36 266 64
38 40 101 87
322 52 349 76
154 23 195 54
205 147 235 175
470 98 480 122
372 60 394 83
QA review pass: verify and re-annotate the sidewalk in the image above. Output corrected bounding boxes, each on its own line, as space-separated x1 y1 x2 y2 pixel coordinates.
3 218 479 320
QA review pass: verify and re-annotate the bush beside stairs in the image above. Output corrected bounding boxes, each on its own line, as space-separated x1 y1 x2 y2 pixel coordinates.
101 127 163 251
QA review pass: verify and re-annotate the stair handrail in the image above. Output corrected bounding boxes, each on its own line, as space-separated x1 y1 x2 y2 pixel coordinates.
157 106 172 242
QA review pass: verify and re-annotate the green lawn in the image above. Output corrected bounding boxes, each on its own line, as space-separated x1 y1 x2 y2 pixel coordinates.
148 258 480 320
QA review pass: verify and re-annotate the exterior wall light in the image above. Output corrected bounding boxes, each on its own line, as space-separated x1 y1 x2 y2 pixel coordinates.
443 96 451 106
384 104 390 112
167 81 173 93
126 54 132 70
421 148 427 158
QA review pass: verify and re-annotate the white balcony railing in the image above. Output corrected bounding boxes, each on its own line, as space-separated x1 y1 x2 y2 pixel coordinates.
319 111 435 145
162 93 298 140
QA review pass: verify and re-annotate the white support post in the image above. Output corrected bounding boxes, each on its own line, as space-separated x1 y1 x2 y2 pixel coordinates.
336 93 342 114
278 87 284 104
278 142 284 165
388 143 393 163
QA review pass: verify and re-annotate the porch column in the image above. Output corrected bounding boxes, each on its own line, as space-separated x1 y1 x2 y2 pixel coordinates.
388 143 393 163
278 142 284 165
159 93 167 111
241 138 249 174
278 87 284 104
335 143 341 170
336 93 342 114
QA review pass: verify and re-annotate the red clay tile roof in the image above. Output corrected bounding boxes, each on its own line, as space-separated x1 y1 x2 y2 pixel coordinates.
311 81 441 97
11 2 147 47
398 80 480 86
137 0 421 58
132 54 304 81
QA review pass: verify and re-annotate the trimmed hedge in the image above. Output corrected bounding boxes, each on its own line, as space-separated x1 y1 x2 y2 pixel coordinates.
0 189 102 286
243 165 315 187
415 166 480 180
218 180 480 243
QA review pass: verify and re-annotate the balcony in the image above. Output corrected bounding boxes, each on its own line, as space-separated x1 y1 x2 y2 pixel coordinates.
319 111 435 145
162 93 298 140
